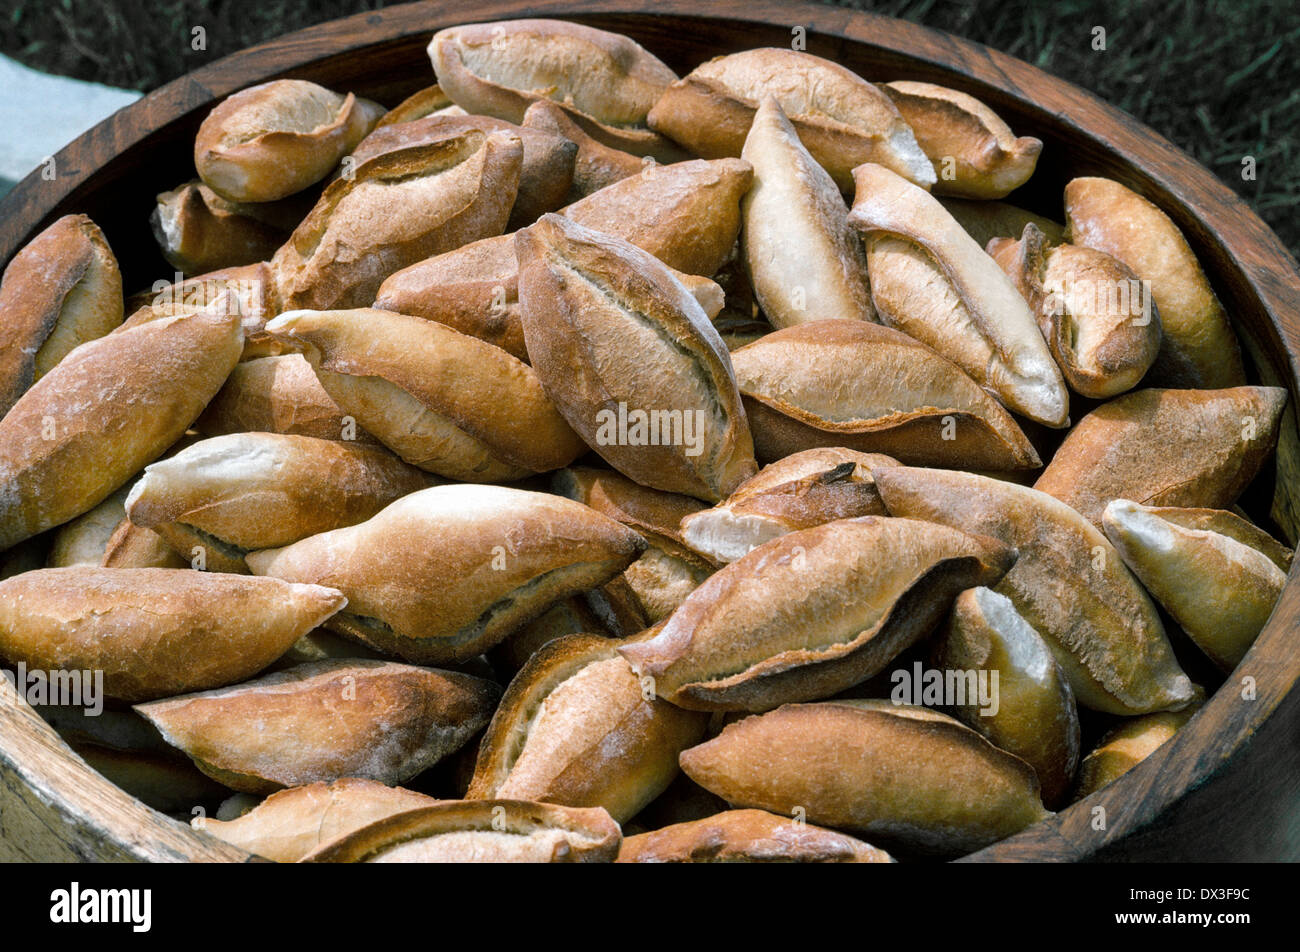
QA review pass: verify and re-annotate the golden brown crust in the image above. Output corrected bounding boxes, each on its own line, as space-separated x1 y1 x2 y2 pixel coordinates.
0 214 123 416
550 466 708 559
101 519 188 569
1033 386 1288 527
850 163 1068 427
730 320 1041 469
195 80 380 202
265 308 585 479
619 516 1014 712
521 99 645 199
940 198 1065 248
488 596 611 675
647 48 935 190
135 659 501 794
270 130 522 311
373 85 456 128
468 635 707 821
1073 698 1202 801
428 18 681 160
0 303 243 551
150 181 304 275
1064 176 1244 388
678 700 1050 857
0 567 346 702
618 809 893 863
872 465 1195 715
515 214 757 502
197 778 440 862
882 81 1041 199
45 486 133 568
245 484 646 664
300 798 621 862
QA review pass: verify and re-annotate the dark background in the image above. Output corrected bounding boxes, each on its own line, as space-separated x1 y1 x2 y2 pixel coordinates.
1 0 1296 254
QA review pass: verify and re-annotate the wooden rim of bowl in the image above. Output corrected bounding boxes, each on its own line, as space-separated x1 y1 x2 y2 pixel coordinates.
0 0 1296 862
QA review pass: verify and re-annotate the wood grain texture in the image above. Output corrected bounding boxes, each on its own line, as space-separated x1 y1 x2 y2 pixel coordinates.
0 0 1296 862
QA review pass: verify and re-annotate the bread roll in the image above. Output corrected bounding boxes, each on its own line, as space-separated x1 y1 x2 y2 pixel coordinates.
373 84 459 127
551 466 708 559
1033 386 1287 527
126 262 273 357
730 320 1041 469
469 635 707 821
46 486 133 567
989 223 1161 398
872 465 1195 715
679 700 1050 856
195 79 383 202
515 215 757 502
373 158 753 356
740 96 873 329
679 448 894 564
429 18 680 160
940 197 1065 247
348 113 577 230
196 778 440 862
619 809 893 863
194 353 378 444
271 129 522 311
521 99 644 199
101 520 189 569
489 596 611 675
301 799 621 863
0 302 242 552
0 568 345 702
265 308 585 480
1064 176 1245 388
617 547 715 625
0 214 122 416
1073 698 1203 801
932 586 1081 808
123 433 432 573
850 163 1068 426
245 484 645 664
620 516 1014 712
648 48 935 190
151 181 308 275
882 81 1041 198
1102 499 1288 670
135 659 500 794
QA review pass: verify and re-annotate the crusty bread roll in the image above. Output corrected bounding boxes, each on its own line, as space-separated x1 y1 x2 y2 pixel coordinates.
740 96 873 328
618 809 894 863
989 223 1162 398
679 448 894 564
882 81 1041 199
932 586 1081 808
468 635 707 821
151 181 309 275
730 320 1041 470
1073 696 1203 801
679 700 1050 857
101 520 189 569
301 799 621 863
196 778 440 862
516 215 757 502
0 214 123 416
620 516 1014 712
850 163 1068 427
245 484 646 664
648 48 935 190
123 433 432 573
271 129 522 311
617 546 715 624
551 466 708 560
194 353 378 444
0 568 345 702
1102 499 1288 670
1064 176 1245 388
45 486 133 568
429 18 680 160
872 465 1195 715
135 659 500 794
940 197 1065 248
126 262 274 358
521 99 644 199
1033 386 1287 527
373 158 753 356
265 308 585 480
348 113 577 231
0 302 243 552
373 84 459 127
195 79 383 202
489 596 611 676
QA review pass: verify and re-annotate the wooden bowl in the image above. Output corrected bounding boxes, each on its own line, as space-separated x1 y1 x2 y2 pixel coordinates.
1 0 1297 863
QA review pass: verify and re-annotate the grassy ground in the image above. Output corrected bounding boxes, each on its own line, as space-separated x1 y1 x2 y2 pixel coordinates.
2 0 1296 253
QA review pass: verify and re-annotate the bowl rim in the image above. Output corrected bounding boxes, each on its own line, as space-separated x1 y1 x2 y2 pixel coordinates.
0 0 1297 863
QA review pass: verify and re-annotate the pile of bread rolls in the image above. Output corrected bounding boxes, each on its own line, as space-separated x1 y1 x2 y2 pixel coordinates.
0 18 1290 863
